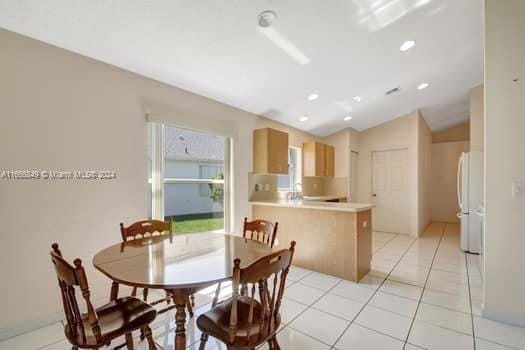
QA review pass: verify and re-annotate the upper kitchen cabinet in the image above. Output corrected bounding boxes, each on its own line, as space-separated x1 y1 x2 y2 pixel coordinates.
325 144 335 177
303 142 335 177
253 127 289 174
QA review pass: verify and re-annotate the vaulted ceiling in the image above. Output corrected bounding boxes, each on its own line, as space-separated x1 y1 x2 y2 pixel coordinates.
0 0 483 136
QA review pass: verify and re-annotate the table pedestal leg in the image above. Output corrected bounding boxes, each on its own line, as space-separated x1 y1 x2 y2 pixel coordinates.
110 281 119 301
171 290 188 350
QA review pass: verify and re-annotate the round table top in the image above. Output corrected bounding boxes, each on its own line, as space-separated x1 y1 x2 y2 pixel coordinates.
93 232 275 290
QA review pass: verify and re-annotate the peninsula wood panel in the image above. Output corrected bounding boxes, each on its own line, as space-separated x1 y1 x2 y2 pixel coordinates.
252 205 372 282
356 209 372 281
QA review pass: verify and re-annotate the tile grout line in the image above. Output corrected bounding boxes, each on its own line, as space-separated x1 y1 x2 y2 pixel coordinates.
464 252 477 350
402 224 446 350
329 233 422 349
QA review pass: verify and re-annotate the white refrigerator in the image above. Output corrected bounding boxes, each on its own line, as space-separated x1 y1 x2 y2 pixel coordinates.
457 151 483 254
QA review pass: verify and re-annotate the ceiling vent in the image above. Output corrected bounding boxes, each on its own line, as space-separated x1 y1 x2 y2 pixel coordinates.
385 86 401 95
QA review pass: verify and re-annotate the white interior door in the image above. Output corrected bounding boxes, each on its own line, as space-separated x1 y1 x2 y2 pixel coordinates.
371 149 409 234
349 151 358 202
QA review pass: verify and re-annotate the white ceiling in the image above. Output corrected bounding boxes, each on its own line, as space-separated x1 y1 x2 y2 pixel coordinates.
0 0 483 136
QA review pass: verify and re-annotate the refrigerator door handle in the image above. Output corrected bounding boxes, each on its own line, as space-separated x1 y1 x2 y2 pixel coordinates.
457 154 464 210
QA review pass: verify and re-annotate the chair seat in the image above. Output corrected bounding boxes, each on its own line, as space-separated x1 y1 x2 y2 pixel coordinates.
65 296 157 347
197 296 280 345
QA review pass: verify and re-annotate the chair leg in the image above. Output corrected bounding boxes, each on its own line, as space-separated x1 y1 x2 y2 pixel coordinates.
272 335 280 350
142 326 156 350
131 286 137 297
125 332 134 350
199 332 209 350
212 282 221 307
143 287 149 302
267 337 274 350
186 297 194 317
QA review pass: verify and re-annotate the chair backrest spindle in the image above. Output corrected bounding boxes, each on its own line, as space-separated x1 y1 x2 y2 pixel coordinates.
120 219 173 241
228 241 296 344
242 217 278 248
50 243 102 343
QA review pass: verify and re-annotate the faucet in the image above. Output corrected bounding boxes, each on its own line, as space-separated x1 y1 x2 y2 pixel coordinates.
289 182 302 200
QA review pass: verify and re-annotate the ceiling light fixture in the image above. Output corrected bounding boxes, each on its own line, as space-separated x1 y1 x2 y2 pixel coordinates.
299 116 309 122
308 93 319 101
400 40 416 51
353 96 362 102
344 116 353 121
417 82 430 90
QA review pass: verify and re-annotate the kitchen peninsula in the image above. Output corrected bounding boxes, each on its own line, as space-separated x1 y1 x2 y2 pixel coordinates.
251 200 374 282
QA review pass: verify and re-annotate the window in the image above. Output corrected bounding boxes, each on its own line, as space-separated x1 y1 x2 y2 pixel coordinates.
277 147 302 191
149 124 231 233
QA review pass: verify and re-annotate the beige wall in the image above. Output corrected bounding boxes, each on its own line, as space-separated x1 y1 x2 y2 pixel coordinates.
323 128 350 178
356 111 420 236
0 29 266 335
417 115 433 234
432 122 470 143
430 142 470 222
470 85 484 151
483 0 525 326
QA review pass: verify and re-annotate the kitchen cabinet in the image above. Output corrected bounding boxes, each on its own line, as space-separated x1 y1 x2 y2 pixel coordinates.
325 144 335 177
253 127 289 174
303 141 335 177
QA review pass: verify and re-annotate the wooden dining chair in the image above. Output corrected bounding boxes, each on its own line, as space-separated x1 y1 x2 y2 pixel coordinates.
242 218 278 248
197 241 296 350
50 243 157 350
120 219 195 317
211 218 279 307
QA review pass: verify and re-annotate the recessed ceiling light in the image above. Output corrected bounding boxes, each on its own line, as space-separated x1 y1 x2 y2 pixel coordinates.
299 116 309 122
417 82 430 90
308 93 319 101
400 40 416 51
344 116 353 121
353 96 362 102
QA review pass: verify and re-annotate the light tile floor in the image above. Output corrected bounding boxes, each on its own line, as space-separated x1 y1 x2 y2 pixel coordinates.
3 222 525 349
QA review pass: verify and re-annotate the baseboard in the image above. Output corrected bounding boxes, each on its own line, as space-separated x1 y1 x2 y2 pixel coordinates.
482 308 525 327
0 312 64 341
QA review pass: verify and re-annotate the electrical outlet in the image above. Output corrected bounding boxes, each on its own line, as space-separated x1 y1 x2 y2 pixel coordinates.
512 181 525 197
255 184 260 192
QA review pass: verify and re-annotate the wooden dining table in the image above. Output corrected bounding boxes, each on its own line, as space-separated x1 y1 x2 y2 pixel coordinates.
92 232 275 350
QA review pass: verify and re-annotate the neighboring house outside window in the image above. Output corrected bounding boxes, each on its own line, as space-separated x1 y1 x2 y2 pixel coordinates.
149 124 228 233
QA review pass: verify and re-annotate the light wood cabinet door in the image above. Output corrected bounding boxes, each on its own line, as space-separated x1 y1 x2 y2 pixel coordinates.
253 128 289 174
303 142 325 176
303 142 335 177
325 144 335 177
315 142 326 177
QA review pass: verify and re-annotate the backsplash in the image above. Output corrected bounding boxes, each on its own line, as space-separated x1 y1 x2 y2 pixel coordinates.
249 173 347 200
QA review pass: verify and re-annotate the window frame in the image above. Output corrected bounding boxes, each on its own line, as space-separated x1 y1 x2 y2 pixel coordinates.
277 146 302 192
149 123 232 233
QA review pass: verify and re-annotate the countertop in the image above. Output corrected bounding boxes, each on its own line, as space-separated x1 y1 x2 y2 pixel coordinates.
250 199 375 213
302 195 345 201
